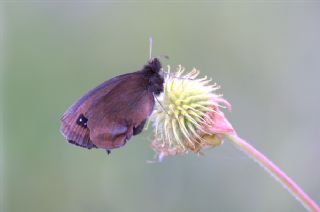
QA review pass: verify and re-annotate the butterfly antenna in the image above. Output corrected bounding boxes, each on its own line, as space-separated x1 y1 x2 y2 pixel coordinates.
149 37 153 60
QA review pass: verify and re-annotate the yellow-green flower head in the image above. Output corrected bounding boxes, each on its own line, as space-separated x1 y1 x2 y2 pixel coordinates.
150 65 234 160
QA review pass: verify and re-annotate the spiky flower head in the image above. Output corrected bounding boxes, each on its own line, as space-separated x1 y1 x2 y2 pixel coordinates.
150 65 234 160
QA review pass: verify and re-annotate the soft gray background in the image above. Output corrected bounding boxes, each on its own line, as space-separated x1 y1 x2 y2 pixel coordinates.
1 1 320 212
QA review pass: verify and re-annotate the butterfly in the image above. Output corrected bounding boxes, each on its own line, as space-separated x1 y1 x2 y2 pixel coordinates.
60 58 164 154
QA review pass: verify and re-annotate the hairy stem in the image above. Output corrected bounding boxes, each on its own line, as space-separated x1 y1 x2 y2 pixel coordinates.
226 133 320 212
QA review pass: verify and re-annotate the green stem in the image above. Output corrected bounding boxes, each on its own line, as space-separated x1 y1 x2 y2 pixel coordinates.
226 133 320 212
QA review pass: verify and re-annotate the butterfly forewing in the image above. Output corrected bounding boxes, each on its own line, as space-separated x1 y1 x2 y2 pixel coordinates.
60 73 135 149
60 72 154 150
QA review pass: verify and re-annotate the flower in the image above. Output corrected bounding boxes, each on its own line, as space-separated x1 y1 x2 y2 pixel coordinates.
150 65 234 161
148 64 320 212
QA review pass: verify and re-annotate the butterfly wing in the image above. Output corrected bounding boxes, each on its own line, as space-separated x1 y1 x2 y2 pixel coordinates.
60 73 135 149
60 72 154 150
86 74 154 149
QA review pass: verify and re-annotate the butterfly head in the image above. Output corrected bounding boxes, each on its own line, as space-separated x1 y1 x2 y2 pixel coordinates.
146 57 162 73
143 58 164 95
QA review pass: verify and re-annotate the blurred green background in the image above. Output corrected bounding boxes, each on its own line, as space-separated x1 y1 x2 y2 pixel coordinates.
1 1 320 212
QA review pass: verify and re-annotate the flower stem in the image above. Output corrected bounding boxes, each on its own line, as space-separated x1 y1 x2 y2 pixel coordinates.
226 133 320 212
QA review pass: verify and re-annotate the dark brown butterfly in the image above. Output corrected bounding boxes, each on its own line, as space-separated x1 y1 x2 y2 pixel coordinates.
60 58 164 154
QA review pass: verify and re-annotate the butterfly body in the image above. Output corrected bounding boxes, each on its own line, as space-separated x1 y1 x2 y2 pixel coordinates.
60 58 163 152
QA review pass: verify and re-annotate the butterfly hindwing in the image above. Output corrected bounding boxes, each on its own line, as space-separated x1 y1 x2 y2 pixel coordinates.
86 74 154 149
